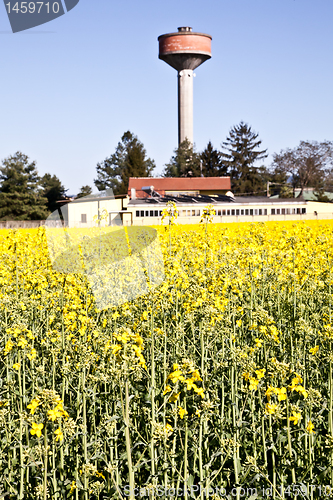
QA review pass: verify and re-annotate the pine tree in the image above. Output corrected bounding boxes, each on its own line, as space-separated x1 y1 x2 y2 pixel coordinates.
163 139 201 177
41 173 67 213
0 152 49 220
94 131 155 195
200 141 228 177
221 122 268 194
76 185 93 199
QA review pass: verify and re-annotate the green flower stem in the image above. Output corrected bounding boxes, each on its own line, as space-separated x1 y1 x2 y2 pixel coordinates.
150 308 156 495
261 416 268 470
231 335 239 497
82 367 88 500
18 352 24 499
43 423 48 500
124 378 135 500
52 440 58 499
163 307 168 490
268 415 276 497
329 258 333 486
184 397 188 500
286 397 296 484
199 415 204 500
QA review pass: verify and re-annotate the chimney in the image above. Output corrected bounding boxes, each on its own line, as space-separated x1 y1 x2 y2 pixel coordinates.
131 188 136 200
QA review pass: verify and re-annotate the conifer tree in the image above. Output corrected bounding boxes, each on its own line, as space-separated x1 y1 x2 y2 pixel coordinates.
41 173 67 213
221 122 268 194
0 152 49 220
94 131 155 195
200 141 228 177
163 139 201 177
76 185 93 199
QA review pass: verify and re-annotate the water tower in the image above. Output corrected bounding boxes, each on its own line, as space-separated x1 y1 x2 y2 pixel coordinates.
158 27 212 146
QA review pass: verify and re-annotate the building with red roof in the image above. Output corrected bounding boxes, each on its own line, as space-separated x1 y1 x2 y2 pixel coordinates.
128 177 231 199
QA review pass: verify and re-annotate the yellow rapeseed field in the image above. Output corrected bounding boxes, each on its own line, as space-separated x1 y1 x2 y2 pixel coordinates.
1 219 333 499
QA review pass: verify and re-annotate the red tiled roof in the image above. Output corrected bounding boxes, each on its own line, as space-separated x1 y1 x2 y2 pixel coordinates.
128 177 231 197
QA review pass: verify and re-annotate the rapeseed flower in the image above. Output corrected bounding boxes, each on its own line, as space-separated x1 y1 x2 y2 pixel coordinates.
289 411 302 426
265 403 278 415
249 378 259 391
30 422 44 438
275 387 287 401
178 407 188 419
306 421 315 434
168 393 180 403
27 399 40 415
55 428 64 442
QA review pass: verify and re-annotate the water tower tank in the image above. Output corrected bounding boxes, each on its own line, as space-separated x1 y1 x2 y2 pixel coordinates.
158 27 212 146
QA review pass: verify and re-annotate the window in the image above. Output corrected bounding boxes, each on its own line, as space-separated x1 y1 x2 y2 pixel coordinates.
154 210 158 217
150 211 154 217
264 209 267 215
250 209 253 215
297 208 300 214
254 209 258 216
145 211 149 217
159 211 163 216
281 208 285 215
231 209 235 216
227 210 230 216
241 209 244 215
271 209 275 215
191 210 196 216
136 211 140 217
302 208 306 214
276 209 280 215
140 211 144 217
245 209 249 216
259 209 262 215
236 209 240 216
195 209 200 216
81 214 87 223
222 210 226 216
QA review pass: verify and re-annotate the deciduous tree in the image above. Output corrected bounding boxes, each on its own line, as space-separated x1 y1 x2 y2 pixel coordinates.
271 140 333 198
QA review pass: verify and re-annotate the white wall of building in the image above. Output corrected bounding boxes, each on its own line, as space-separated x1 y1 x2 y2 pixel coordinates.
65 198 333 227
67 198 124 227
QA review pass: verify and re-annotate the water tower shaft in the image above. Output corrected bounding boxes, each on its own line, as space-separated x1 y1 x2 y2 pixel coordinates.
158 27 212 146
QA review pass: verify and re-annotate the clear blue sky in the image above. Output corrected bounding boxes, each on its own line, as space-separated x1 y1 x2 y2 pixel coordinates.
1 0 333 194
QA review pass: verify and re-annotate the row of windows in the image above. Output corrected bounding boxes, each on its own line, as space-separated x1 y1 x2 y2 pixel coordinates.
136 210 163 218
271 208 306 215
216 209 268 216
81 208 307 222
135 210 200 217
134 207 307 218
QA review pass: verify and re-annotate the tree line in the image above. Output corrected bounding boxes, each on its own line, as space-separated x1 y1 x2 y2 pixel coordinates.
1 123 333 220
93 124 333 199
